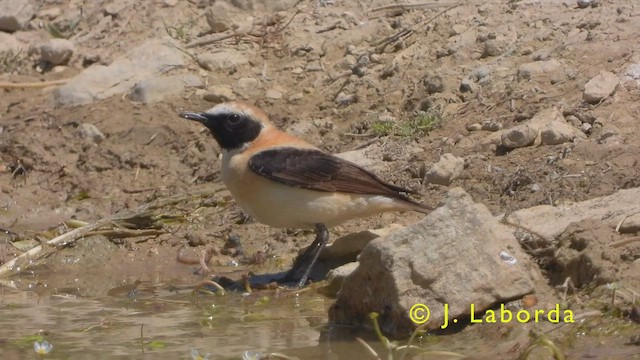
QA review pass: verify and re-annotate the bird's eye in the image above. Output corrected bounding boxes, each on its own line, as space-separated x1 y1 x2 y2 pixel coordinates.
228 114 241 125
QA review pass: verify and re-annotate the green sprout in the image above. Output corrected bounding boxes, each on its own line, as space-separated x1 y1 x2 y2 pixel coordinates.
519 334 565 360
370 111 442 138
0 49 24 73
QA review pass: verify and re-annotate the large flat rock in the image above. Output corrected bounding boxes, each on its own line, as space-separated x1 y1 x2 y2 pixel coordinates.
53 38 185 106
505 187 640 239
330 188 543 337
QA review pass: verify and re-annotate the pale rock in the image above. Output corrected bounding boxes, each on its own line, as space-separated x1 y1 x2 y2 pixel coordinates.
624 63 640 82
336 55 357 70
517 59 563 81
0 0 35 32
540 121 585 145
205 2 237 33
583 70 620 104
288 92 303 102
130 74 202 104
39 38 74 65
203 85 236 103
77 123 105 144
331 188 543 335
466 123 482 131
104 1 128 16
580 122 592 135
54 38 185 106
233 77 260 99
450 24 467 36
265 88 283 100
505 187 640 240
377 112 396 123
482 38 509 57
335 92 357 105
481 120 503 132
424 153 464 186
197 50 249 71
577 0 596 8
445 31 476 56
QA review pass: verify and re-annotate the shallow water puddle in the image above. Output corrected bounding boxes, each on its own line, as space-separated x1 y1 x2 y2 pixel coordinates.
0 279 330 359
1 265 638 359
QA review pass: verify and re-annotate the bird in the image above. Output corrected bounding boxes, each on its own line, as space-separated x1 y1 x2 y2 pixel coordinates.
179 101 431 287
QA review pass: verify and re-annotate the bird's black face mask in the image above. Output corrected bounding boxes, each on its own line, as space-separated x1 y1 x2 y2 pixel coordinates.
179 111 262 150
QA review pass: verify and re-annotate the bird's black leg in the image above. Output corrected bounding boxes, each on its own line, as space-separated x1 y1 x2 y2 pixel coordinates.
283 223 329 287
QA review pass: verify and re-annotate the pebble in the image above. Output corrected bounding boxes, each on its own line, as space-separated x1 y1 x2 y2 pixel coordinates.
577 0 597 9
481 120 503 132
77 123 106 144
565 115 581 127
197 51 249 71
233 77 260 99
581 122 592 135
517 59 563 81
466 123 482 131
39 39 74 65
203 85 236 103
288 93 304 102
424 153 465 186
482 39 508 57
265 88 283 100
583 70 620 104
459 77 475 93
624 64 640 81
205 2 235 33
335 92 357 106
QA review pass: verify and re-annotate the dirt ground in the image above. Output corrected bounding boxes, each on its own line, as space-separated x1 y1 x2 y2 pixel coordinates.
0 0 639 354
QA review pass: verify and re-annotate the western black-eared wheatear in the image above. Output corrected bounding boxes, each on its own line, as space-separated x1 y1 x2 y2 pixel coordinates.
179 102 431 287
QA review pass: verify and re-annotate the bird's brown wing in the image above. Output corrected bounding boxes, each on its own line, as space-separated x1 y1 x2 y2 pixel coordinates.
248 147 417 199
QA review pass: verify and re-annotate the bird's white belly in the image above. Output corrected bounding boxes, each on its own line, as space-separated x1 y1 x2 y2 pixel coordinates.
226 178 402 229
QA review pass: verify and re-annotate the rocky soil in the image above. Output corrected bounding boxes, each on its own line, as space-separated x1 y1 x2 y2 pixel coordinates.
1 0 639 357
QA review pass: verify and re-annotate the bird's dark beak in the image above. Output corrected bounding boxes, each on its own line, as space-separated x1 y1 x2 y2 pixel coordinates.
179 111 208 123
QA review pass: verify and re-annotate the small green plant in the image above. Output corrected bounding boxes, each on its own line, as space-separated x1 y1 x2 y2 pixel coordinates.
357 312 464 360
0 49 24 73
45 18 81 39
371 121 395 136
164 20 195 42
519 333 565 360
371 110 442 138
